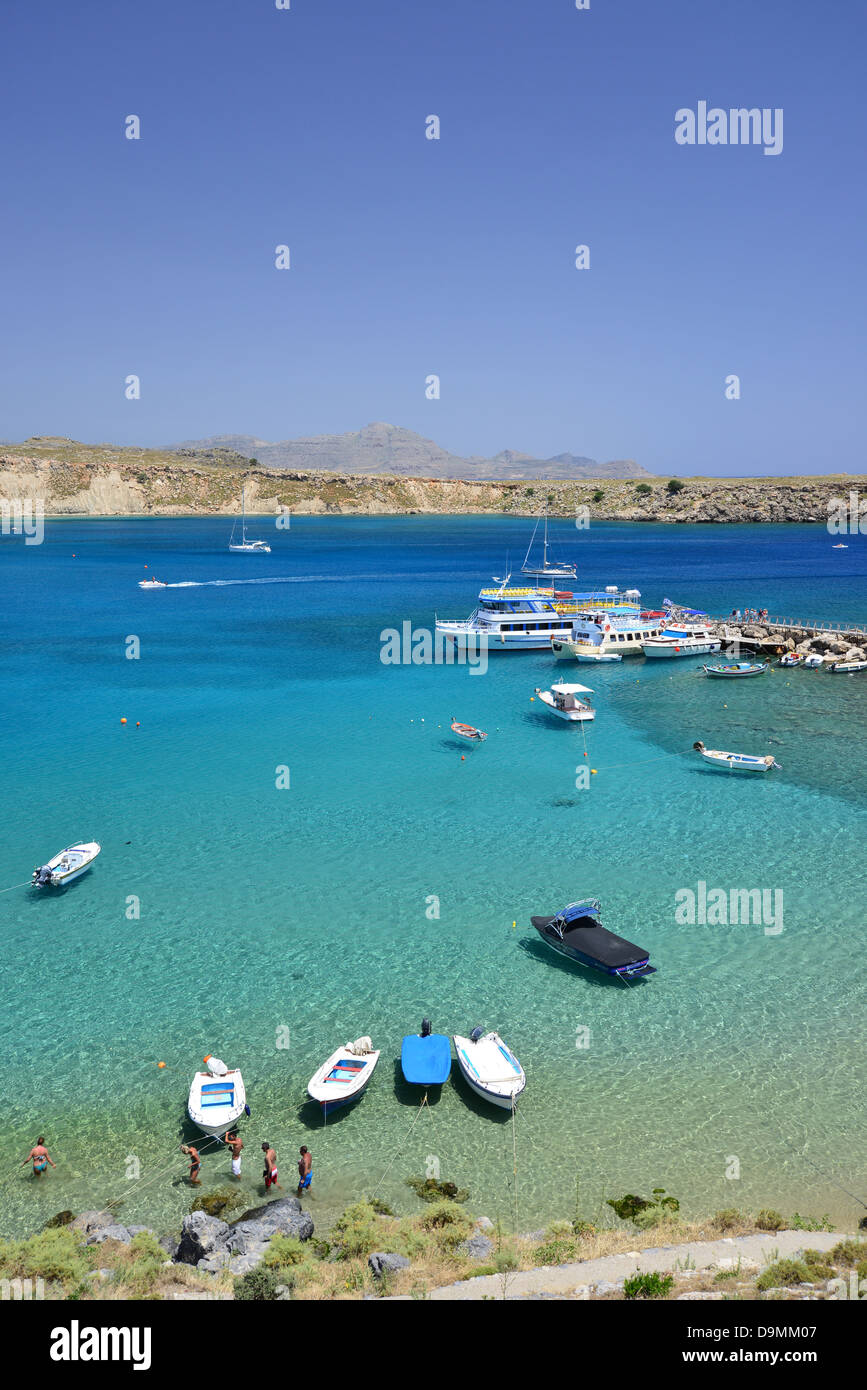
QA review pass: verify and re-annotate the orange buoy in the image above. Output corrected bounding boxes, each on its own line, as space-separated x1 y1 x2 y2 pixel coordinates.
461 755 465 761
136 721 140 727
203 1054 211 1064
120 717 127 724
158 1061 166 1069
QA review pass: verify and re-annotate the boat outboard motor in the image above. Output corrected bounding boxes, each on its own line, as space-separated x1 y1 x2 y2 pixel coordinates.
420 1018 432 1037
32 865 52 887
470 1026 485 1043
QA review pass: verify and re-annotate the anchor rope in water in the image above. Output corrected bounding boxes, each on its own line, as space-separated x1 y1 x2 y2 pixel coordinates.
371 1092 433 1201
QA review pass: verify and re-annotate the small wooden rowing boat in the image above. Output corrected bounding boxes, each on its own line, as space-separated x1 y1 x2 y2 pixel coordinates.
693 742 780 773
702 662 768 679
453 1028 526 1109
450 719 487 742
307 1037 380 1115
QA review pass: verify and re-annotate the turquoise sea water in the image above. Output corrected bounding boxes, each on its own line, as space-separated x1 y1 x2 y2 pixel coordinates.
1 517 866 1239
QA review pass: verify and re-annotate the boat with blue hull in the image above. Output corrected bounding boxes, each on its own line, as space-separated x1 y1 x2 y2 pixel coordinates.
530 899 656 981
401 1020 452 1087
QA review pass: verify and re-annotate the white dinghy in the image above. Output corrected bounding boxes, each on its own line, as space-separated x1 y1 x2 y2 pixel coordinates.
693 742 780 774
453 1028 526 1110
187 1056 248 1136
534 683 595 722
31 842 101 888
307 1036 380 1115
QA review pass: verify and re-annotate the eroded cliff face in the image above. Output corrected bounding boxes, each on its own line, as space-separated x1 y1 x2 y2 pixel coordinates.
0 446 862 523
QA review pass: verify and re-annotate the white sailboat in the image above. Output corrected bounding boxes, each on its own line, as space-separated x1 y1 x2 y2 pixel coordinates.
520 507 577 582
229 486 271 553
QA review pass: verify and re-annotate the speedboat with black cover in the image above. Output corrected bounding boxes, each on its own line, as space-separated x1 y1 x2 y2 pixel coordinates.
530 899 656 980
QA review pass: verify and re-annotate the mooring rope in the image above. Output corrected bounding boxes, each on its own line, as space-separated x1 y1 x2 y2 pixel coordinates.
371 1092 432 1201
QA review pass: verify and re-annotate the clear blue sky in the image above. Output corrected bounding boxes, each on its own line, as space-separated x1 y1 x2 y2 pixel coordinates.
0 0 864 475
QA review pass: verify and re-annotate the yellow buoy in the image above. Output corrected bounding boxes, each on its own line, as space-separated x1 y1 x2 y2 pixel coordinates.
120 717 127 724
591 769 598 774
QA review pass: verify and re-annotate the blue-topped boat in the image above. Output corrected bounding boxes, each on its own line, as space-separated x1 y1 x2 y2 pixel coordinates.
401 1019 452 1087
530 899 656 981
702 661 768 678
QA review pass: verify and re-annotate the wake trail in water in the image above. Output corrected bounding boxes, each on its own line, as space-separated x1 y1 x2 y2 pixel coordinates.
163 576 317 588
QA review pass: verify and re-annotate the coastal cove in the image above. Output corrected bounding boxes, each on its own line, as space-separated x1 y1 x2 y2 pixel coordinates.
1 516 866 1242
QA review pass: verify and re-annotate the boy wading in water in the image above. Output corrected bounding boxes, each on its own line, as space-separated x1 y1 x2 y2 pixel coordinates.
297 1145 312 1196
22 1137 55 1177
261 1142 281 1191
181 1143 202 1186
224 1130 243 1180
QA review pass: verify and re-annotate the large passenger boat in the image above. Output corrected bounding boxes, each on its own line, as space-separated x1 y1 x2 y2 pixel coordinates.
436 579 651 652
551 590 665 660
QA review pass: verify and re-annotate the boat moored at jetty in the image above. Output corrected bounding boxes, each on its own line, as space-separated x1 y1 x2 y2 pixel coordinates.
31 842 101 887
552 595 666 660
693 742 780 773
307 1037 380 1115
534 683 595 722
438 578 664 654
642 624 722 658
702 661 769 679
187 1057 248 1136
826 658 867 673
453 1028 526 1109
531 899 656 981
401 1019 452 1088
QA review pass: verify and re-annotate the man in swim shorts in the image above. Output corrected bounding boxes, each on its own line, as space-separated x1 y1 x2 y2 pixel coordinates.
224 1130 243 1179
297 1145 312 1196
22 1137 55 1177
181 1143 201 1185
261 1142 281 1190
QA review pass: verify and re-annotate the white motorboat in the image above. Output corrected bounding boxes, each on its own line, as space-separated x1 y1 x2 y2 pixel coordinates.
138 578 166 589
802 654 824 668
534 683 595 722
827 658 867 673
306 1037 380 1115
642 624 722 658
560 642 622 663
31 842 101 888
229 485 271 553
453 1028 526 1110
693 742 780 774
187 1057 248 1136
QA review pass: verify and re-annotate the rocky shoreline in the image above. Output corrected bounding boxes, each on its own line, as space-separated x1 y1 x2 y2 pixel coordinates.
1 441 864 523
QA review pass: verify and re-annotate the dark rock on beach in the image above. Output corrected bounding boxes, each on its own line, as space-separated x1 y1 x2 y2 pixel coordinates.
368 1252 411 1278
175 1212 230 1265
174 1196 314 1275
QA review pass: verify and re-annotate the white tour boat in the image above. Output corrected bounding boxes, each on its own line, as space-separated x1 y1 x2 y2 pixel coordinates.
453 1028 526 1110
306 1037 380 1115
31 842 101 888
534 683 595 722
229 486 271 553
552 598 665 660
693 742 780 774
187 1057 248 1136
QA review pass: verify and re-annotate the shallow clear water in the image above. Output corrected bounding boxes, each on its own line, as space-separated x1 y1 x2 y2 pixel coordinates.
1 517 865 1238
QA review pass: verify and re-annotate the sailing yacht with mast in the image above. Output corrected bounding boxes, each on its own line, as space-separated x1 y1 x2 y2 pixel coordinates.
229 485 271 553
520 507 577 582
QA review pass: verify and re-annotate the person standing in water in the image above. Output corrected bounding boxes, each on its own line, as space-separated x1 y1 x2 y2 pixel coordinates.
181 1143 201 1186
297 1145 312 1196
261 1142 281 1191
224 1130 243 1180
22 1137 55 1177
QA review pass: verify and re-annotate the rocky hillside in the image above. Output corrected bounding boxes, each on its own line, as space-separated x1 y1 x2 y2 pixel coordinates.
0 438 862 521
176 421 650 481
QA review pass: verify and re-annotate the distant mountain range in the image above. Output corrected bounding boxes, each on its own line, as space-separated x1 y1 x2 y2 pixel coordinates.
174 422 652 481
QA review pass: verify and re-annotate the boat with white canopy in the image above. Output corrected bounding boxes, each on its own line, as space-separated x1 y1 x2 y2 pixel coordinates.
534 683 595 721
